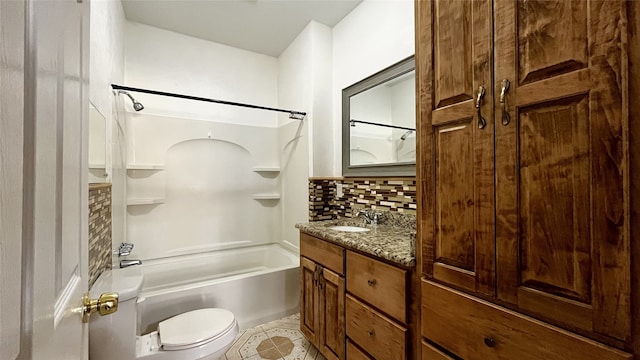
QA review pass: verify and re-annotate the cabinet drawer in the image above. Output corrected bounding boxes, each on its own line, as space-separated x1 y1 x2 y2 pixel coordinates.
421 281 632 360
346 251 407 322
346 294 406 360
421 340 453 360
300 232 344 275
347 340 373 360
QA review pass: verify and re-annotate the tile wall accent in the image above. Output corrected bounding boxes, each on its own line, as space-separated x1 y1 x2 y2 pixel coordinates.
308 179 338 221
309 177 416 221
89 183 112 287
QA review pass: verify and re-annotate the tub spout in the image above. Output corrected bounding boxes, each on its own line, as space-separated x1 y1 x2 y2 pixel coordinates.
120 259 142 268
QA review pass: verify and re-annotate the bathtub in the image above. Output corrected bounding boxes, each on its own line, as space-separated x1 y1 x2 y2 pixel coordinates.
135 243 300 333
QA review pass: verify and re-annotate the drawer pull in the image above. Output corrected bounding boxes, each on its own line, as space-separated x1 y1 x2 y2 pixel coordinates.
367 279 377 286
483 337 496 348
367 330 375 337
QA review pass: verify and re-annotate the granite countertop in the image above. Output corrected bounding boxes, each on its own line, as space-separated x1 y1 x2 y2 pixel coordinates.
295 219 416 267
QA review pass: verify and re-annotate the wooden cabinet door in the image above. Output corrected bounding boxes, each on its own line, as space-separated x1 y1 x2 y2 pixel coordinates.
319 267 345 360
494 0 630 343
300 256 319 345
416 0 495 296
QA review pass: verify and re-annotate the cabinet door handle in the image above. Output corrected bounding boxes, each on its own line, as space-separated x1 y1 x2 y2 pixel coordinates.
367 279 376 287
500 79 511 126
475 86 487 129
312 266 317 286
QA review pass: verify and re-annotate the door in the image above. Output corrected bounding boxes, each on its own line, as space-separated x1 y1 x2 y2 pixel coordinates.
300 257 319 345
417 0 495 296
494 0 630 342
7 0 91 358
318 267 345 360
0 0 26 358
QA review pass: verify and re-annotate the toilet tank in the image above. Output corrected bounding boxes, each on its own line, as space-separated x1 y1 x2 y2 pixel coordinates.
89 267 143 360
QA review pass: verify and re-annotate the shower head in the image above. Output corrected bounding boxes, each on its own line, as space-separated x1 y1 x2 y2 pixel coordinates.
133 101 144 111
400 130 414 141
118 90 144 111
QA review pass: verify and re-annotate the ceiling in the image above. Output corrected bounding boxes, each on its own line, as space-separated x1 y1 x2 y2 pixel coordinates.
121 0 363 57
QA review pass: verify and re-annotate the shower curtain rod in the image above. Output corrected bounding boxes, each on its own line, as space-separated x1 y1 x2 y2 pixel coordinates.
349 119 415 131
111 84 306 120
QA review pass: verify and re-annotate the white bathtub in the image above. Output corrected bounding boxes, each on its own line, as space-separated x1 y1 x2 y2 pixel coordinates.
136 243 300 333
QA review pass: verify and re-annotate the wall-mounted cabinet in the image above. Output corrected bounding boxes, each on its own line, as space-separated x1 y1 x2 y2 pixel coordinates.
416 0 638 358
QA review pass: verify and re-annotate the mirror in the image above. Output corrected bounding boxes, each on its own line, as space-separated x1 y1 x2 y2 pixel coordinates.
88 102 108 183
342 56 415 176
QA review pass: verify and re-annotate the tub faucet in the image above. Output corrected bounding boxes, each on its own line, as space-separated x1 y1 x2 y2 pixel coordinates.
120 259 142 268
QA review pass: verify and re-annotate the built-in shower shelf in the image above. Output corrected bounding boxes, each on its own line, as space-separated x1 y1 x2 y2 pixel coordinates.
126 164 165 170
252 194 281 200
127 197 165 206
252 166 281 173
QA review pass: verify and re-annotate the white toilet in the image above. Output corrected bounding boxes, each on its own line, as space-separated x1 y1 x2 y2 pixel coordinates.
89 267 239 360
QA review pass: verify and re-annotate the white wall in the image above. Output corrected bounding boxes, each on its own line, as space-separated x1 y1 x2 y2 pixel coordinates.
90 0 125 121
123 22 284 260
89 0 126 249
331 0 415 176
124 22 279 127
278 21 332 248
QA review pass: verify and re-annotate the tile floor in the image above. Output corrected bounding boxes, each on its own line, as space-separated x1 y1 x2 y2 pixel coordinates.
224 313 327 360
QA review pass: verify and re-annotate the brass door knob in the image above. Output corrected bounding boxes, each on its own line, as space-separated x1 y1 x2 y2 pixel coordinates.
82 292 119 323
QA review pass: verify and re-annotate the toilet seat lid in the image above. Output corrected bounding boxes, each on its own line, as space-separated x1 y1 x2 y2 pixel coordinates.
158 308 236 351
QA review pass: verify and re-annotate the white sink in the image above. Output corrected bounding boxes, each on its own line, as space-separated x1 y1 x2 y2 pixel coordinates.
329 226 370 232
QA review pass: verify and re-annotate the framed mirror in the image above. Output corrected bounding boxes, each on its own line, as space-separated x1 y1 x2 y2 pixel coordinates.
342 56 415 176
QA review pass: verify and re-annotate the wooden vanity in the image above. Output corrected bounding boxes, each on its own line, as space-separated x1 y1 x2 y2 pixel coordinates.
297 228 418 360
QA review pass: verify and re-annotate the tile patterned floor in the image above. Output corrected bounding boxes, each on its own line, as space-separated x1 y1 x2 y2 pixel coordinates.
224 314 327 360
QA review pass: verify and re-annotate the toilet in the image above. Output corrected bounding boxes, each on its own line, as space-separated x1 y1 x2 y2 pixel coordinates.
89 267 239 360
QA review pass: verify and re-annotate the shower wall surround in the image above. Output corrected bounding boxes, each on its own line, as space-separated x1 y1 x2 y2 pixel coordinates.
308 177 416 221
125 114 283 260
89 183 112 286
123 20 320 255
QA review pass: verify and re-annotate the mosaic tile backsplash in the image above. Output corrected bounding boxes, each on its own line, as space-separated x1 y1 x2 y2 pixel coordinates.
89 183 112 287
309 177 416 222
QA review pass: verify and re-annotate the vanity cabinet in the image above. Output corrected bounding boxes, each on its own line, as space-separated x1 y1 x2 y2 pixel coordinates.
416 0 639 358
347 340 374 360
299 232 417 360
300 233 345 360
345 251 408 360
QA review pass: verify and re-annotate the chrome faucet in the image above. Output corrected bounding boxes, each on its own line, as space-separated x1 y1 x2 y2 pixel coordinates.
120 259 142 268
354 209 384 225
115 242 134 257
